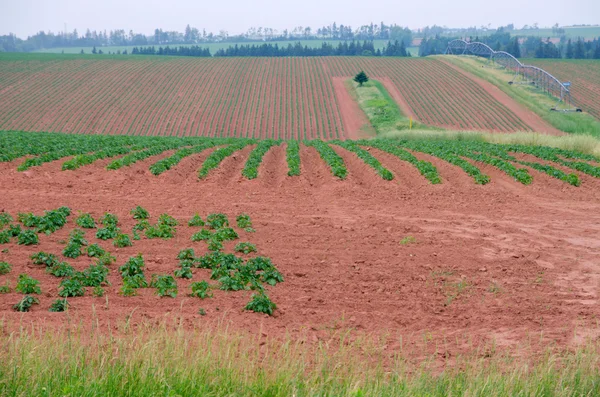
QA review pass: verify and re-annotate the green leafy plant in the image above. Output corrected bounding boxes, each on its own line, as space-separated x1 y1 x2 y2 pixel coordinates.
76 213 96 229
306 140 347 179
133 220 150 232
242 139 279 179
198 308 206 316
151 274 178 298
286 140 301 177
177 248 196 260
63 242 82 259
16 274 41 294
206 213 229 229
95 252 116 267
236 214 254 230
87 243 106 257
0 261 11 275
31 251 59 267
92 286 105 297
0 281 11 294
245 293 276 315
189 281 212 299
119 254 147 288
157 214 178 227
101 213 119 228
0 230 10 244
188 214 205 227
7 224 22 237
13 295 39 312
49 299 69 312
113 233 133 248
59 278 85 297
46 262 75 278
234 242 257 254
17 230 38 245
96 227 118 240
207 239 224 252
213 227 238 242
120 281 138 297
0 212 13 228
80 264 109 287
69 227 89 246
400 236 417 245
191 229 213 241
174 264 193 279
130 206 150 220
219 274 248 291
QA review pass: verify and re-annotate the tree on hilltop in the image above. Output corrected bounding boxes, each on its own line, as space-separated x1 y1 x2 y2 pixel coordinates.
354 71 369 86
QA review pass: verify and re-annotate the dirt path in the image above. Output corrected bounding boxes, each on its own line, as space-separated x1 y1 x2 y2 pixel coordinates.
331 77 375 140
440 59 563 135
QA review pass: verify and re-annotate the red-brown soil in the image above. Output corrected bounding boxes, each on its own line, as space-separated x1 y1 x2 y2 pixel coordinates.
331 77 374 139
379 77 418 121
440 59 564 135
1 145 600 357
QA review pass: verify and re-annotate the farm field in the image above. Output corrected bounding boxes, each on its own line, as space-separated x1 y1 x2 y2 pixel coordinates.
0 53 549 138
526 59 600 120
1 130 600 378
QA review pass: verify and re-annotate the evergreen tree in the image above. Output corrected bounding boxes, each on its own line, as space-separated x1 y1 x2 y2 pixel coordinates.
353 71 369 86
574 38 585 59
92 46 97 54
565 39 573 59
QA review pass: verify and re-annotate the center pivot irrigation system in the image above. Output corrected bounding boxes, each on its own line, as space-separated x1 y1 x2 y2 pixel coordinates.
446 39 582 112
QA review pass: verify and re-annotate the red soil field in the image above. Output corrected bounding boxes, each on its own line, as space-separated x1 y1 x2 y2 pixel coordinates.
0 54 550 138
1 145 599 357
528 59 600 119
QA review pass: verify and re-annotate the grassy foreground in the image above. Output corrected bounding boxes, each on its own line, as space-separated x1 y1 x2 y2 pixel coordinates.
1 322 600 396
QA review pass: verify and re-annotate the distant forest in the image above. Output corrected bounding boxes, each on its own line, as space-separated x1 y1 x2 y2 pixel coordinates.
127 40 410 58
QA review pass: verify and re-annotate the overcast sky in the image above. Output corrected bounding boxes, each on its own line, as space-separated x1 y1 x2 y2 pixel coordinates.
1 0 598 38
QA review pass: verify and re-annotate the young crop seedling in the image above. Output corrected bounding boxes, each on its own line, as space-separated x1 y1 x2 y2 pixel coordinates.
49 298 69 312
113 233 133 248
31 252 60 267
206 213 229 229
191 229 213 242
0 261 11 275
198 308 206 316
177 248 196 260
13 295 40 312
63 242 83 259
0 230 10 244
16 274 41 294
400 236 417 245
59 278 85 297
174 264 193 279
8 224 22 237
120 281 138 297
0 282 11 294
188 214 205 227
207 239 224 252
80 264 110 287
0 212 13 228
87 244 106 257
75 213 96 229
130 206 150 220
46 262 75 278
245 293 276 316
145 214 178 239
151 274 178 298
236 213 255 232
213 227 238 242
101 213 119 228
120 254 147 288
17 230 39 246
95 252 116 267
93 286 105 297
234 242 257 254
189 281 212 299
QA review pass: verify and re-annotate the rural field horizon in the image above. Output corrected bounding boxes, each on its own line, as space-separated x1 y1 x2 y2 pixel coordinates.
1 1 600 395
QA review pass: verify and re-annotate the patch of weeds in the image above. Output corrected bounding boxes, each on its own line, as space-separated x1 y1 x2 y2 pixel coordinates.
49 299 69 312
188 214 205 227
234 242 257 254
151 274 178 298
13 296 39 312
400 236 417 245
190 281 212 299
245 293 276 315
130 206 150 220
0 261 11 275
16 274 41 294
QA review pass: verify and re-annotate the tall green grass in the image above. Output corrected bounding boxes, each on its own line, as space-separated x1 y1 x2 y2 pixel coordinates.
1 322 599 396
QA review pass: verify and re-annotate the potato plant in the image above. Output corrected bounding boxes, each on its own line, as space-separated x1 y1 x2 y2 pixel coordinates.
16 274 41 294
13 296 40 312
87 244 106 258
49 299 69 312
0 261 11 275
151 274 178 298
245 293 276 316
47 262 75 278
113 233 133 248
0 212 13 228
75 213 96 229
0 282 11 294
59 278 85 297
188 214 205 227
130 206 150 220
191 229 213 241
234 242 257 254
17 230 38 245
31 251 59 267
189 281 212 299
206 213 229 229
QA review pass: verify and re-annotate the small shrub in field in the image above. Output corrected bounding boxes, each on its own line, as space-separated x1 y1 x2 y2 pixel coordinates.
0 261 11 275
59 278 85 297
93 286 105 297
191 229 213 242
207 239 224 252
17 230 38 245
49 299 69 312
113 233 133 248
76 213 96 228
31 251 59 267
0 212 13 228
213 227 238 242
46 262 75 278
188 214 205 227
189 281 212 299
96 252 116 267
0 231 10 244
177 248 195 260
206 213 229 229
96 227 118 240
101 213 119 228
234 242 257 254
236 214 253 229
151 274 178 298
245 293 276 315
16 274 41 294
63 242 82 259
0 282 11 294
13 296 39 312
130 206 150 220
87 244 106 258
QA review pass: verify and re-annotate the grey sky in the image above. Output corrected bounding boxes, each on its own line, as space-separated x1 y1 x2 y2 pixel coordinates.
1 0 598 38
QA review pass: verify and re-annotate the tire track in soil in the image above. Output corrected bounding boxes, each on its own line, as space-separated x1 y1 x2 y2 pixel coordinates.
331 77 374 140
439 59 564 135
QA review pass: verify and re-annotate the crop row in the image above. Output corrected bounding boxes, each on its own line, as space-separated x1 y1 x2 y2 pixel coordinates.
1 132 598 186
